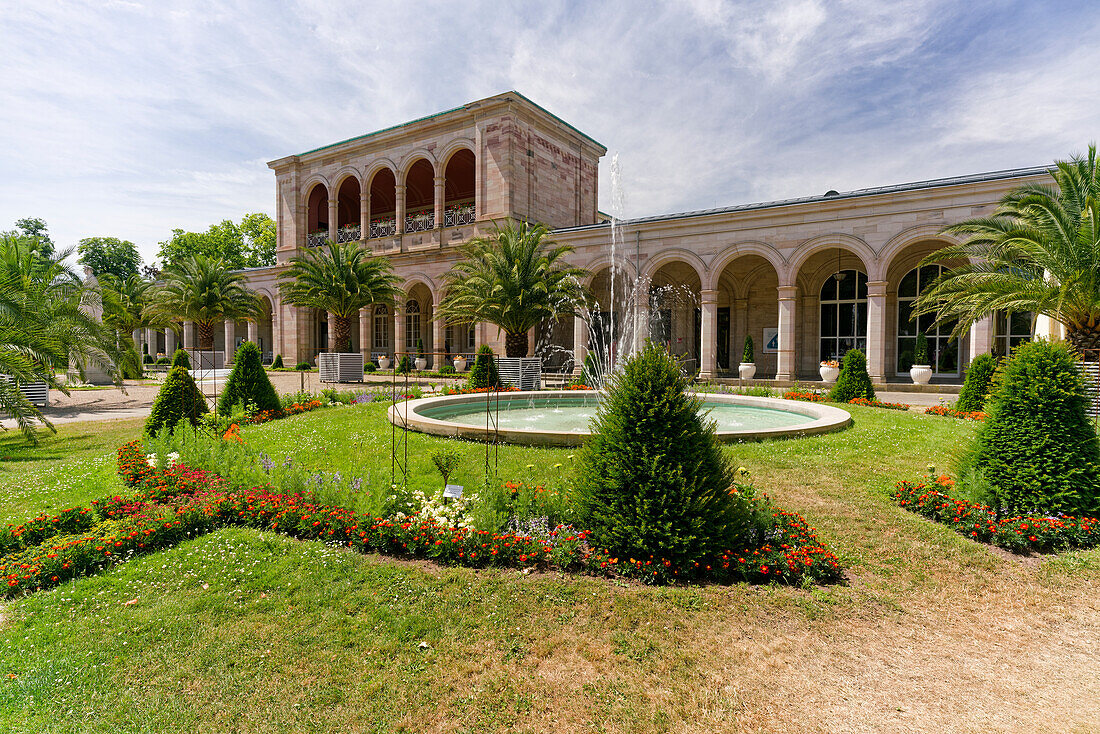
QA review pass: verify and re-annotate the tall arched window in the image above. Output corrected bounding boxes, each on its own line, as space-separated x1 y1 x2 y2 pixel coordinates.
896 264 958 375
405 299 421 351
373 304 389 351
819 270 867 362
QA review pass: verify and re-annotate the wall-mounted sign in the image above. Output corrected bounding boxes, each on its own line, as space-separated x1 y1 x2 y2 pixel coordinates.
763 328 779 354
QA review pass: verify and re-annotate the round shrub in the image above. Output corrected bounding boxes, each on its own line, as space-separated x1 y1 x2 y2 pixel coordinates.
364 362 377 373
974 339 1100 516
218 341 280 416
828 349 875 403
467 344 498 389
574 342 754 581
142 353 154 365
439 364 456 374
271 354 284 369
146 366 208 435
956 353 997 413
295 362 311 371
170 348 191 370
156 356 171 366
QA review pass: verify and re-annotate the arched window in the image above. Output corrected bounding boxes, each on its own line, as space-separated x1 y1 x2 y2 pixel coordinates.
994 311 1033 357
819 270 867 362
373 304 389 351
896 264 958 375
405 299 421 352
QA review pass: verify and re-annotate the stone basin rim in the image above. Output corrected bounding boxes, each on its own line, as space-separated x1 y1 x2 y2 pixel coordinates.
387 390 852 447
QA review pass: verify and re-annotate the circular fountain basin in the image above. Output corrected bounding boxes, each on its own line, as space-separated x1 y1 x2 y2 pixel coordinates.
388 391 850 447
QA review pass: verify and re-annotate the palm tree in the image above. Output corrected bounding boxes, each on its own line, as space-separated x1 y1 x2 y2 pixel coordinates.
0 235 119 442
277 241 401 353
914 145 1100 358
436 219 591 357
101 274 174 360
146 255 259 350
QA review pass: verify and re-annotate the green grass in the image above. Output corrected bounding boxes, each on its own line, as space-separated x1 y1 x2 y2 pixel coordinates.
2 404 1099 731
0 419 140 524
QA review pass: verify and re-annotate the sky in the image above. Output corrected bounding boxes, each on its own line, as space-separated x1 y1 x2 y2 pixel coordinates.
3 0 1099 266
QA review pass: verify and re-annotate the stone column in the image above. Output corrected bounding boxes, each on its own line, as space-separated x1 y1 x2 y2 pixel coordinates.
165 327 177 355
327 197 338 243
699 289 718 379
733 298 748 363
433 316 447 368
359 192 370 241
140 328 152 356
394 307 406 361
327 312 338 352
395 184 406 235
246 320 258 344
776 285 798 381
360 307 373 360
867 280 889 383
969 316 994 363
573 315 588 375
633 295 649 352
224 321 236 363
182 321 195 350
433 175 445 228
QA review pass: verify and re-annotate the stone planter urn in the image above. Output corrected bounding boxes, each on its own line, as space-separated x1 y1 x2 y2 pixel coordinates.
738 362 757 380
378 355 390 370
819 362 840 383
910 365 933 385
415 357 428 371
453 355 467 372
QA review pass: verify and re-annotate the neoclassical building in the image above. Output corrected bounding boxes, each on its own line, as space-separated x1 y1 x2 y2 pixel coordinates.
144 91 1046 384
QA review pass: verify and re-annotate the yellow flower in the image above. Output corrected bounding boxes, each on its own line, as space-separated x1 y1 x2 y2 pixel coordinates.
553 463 562 469
737 466 749 476
525 464 534 469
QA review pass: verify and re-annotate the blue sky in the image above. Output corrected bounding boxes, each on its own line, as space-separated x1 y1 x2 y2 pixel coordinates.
2 0 1098 266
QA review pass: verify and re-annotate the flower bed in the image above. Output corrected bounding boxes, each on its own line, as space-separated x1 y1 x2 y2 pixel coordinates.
893 474 1099 553
440 386 521 396
923 405 987 421
847 397 910 411
1 441 844 596
564 384 593 390
0 507 97 556
783 391 826 403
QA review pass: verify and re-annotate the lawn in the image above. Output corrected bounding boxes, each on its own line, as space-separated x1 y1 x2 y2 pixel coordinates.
2 404 1099 732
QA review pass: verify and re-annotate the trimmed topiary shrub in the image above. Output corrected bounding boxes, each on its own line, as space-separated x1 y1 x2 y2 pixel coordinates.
741 334 754 364
467 344 498 389
170 348 191 370
156 356 171 366
146 366 208 435
142 353 154 365
271 354 284 369
218 341 280 416
396 355 412 374
295 362 311 371
974 339 1100 516
914 332 929 365
956 353 997 413
439 364 455 374
574 342 754 580
828 349 875 402
364 362 377 373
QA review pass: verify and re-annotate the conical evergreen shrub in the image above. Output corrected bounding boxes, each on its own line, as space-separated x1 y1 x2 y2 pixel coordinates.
956 353 997 413
828 349 875 402
467 345 498 389
218 341 280 415
271 354 284 369
974 339 1100 515
574 342 754 581
170 348 191 370
146 366 208 435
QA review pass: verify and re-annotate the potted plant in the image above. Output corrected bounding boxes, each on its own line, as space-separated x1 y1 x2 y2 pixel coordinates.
910 333 933 385
377 354 390 370
819 358 840 383
738 334 756 380
414 339 428 371
453 353 467 372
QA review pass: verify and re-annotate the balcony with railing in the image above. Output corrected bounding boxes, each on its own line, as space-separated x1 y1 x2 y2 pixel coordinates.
336 224 361 243
444 203 476 227
369 217 397 239
404 209 435 233
307 230 328 247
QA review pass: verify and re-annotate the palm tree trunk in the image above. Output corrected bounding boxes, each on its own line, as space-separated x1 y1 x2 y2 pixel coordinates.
1067 328 1100 361
505 331 529 357
333 316 352 353
197 322 215 351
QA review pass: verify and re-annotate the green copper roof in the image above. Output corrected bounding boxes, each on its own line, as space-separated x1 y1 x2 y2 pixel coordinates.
296 91 605 158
